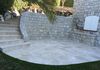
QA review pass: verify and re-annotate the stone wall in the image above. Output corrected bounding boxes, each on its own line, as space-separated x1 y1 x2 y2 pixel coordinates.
73 0 100 27
20 12 73 40
20 0 100 47
69 0 100 46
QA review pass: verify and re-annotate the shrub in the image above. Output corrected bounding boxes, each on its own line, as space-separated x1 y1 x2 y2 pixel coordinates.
65 0 73 7
0 0 28 15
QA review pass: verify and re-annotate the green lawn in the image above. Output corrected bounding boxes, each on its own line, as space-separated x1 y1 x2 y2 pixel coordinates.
0 51 100 70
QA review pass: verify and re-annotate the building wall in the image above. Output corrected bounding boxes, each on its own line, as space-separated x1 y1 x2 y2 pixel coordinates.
71 0 100 46
73 0 100 29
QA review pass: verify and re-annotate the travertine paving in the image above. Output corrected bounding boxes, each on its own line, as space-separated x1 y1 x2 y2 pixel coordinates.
3 40 100 65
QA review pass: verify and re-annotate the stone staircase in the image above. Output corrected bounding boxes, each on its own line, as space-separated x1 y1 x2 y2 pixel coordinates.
0 20 30 53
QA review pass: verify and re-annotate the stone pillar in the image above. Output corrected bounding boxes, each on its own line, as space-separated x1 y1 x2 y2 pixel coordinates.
71 0 100 46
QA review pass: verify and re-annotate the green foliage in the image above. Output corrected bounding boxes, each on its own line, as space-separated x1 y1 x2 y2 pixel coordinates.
24 0 57 22
51 0 74 7
0 0 73 22
0 0 56 22
65 0 73 7
55 0 61 7
12 0 28 11
0 0 28 15
0 0 14 14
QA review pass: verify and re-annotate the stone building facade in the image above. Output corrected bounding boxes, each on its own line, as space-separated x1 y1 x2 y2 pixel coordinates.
69 0 100 46
73 0 100 28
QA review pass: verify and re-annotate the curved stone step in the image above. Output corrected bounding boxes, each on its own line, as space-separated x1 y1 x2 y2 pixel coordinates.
0 18 19 24
0 29 19 32
0 24 19 27
0 31 20 35
3 42 30 52
0 27 19 30
0 35 21 40
0 39 24 47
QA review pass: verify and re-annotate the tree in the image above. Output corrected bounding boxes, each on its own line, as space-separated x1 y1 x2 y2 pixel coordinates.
0 0 14 15
25 0 56 22
65 0 73 7
55 0 61 7
0 0 28 15
61 0 66 7
12 0 28 11
0 0 57 22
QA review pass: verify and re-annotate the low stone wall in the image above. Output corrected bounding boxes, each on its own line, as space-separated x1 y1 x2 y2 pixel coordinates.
20 12 73 40
69 30 97 46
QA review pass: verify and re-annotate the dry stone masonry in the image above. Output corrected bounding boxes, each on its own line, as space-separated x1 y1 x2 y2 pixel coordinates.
20 0 100 47
71 0 100 46
20 12 73 40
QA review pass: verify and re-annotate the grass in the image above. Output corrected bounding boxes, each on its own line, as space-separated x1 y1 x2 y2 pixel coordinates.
0 51 100 70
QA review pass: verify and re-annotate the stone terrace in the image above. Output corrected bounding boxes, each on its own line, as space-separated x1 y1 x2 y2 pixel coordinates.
3 39 100 65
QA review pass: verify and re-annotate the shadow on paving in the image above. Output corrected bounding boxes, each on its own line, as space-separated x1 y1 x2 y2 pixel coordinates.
0 51 100 70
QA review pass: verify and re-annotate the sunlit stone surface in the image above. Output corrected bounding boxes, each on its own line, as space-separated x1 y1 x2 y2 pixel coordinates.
3 40 100 65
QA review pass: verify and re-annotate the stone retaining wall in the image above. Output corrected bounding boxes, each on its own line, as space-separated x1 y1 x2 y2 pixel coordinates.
20 12 73 40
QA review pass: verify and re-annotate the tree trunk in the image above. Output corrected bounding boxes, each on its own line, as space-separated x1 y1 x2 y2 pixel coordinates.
56 0 61 7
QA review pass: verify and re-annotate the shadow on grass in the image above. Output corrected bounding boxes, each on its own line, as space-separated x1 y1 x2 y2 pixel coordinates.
0 51 100 70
